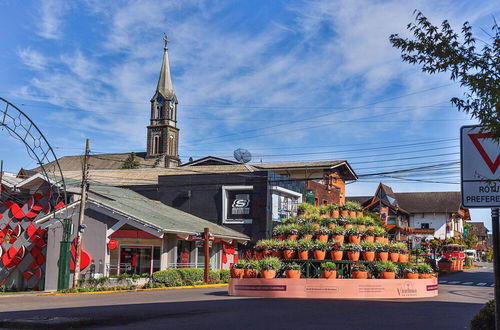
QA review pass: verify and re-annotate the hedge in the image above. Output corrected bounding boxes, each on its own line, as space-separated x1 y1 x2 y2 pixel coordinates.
152 268 230 286
471 299 495 330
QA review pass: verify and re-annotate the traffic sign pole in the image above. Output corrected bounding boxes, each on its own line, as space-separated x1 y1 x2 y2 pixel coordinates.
492 207 500 330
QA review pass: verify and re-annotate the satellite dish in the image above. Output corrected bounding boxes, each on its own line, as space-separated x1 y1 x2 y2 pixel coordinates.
233 148 252 163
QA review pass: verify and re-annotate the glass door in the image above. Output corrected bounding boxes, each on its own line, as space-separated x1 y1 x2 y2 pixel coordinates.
119 246 152 275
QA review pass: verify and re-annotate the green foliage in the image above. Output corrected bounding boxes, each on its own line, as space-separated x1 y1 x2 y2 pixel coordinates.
59 285 137 293
177 268 204 284
313 240 329 251
486 248 494 262
374 261 398 273
259 257 282 271
471 299 495 330
390 11 500 136
299 222 315 235
344 201 361 211
245 260 260 269
233 259 247 269
219 270 230 283
417 263 434 274
297 238 313 251
328 239 343 251
121 152 141 169
360 241 376 251
331 226 345 235
320 262 337 270
319 205 329 215
373 226 386 237
283 239 298 251
465 257 475 267
465 233 479 250
346 227 360 236
326 204 338 212
152 269 183 287
255 239 273 251
390 243 407 253
281 216 298 224
315 226 330 235
374 242 389 252
352 263 368 272
343 243 362 252
283 262 301 271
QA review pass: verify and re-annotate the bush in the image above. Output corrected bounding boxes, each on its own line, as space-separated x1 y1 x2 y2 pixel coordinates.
219 270 230 283
177 268 204 283
152 269 182 287
209 270 220 281
471 299 495 330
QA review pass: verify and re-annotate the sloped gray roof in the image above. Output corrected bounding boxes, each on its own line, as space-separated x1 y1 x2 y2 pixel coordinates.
87 184 249 241
394 192 463 213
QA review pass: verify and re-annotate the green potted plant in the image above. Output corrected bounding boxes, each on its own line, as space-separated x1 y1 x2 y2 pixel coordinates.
281 216 298 224
351 263 369 279
297 238 313 260
283 262 301 278
344 243 362 261
319 205 329 218
343 201 361 218
329 239 344 261
270 240 284 258
330 226 345 244
336 217 348 227
283 224 301 240
320 262 337 279
388 243 400 262
327 203 339 218
375 242 389 261
243 260 259 278
417 263 435 279
297 202 312 216
392 242 409 262
360 241 376 261
346 226 361 244
255 239 272 258
373 226 386 243
362 227 374 243
319 217 335 229
365 217 376 230
299 222 315 240
312 240 328 260
272 225 287 240
402 264 419 279
315 226 330 242
231 259 247 278
374 260 398 279
282 239 298 260
259 257 281 279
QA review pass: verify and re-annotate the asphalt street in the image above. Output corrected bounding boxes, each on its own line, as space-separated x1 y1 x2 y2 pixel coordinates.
0 264 494 330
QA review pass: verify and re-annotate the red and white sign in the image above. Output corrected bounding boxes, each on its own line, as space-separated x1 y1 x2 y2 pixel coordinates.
107 239 118 250
461 125 500 207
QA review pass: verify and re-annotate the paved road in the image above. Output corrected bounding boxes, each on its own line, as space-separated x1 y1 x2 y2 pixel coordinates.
439 262 495 287
0 265 494 330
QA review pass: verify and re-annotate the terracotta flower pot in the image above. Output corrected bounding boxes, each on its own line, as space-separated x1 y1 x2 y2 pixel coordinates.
352 271 368 279
389 252 400 262
341 210 349 217
275 235 285 241
287 234 299 240
330 250 344 261
231 268 244 278
283 250 296 260
332 210 340 218
344 224 353 230
398 254 409 263
314 250 326 260
328 223 336 230
321 270 337 279
302 234 313 240
349 235 360 244
367 226 375 231
262 250 272 258
362 251 375 261
347 251 360 261
271 250 282 258
349 211 356 218
381 272 395 279
405 273 419 279
244 269 258 278
384 238 389 244
317 235 329 243
377 252 389 261
419 273 433 279
261 270 276 279
285 270 300 278
357 224 366 230
375 237 385 243
356 211 363 218
298 250 309 260
363 236 374 243
333 235 344 244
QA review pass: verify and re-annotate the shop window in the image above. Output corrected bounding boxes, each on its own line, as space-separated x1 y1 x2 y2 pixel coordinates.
119 246 153 275
177 241 193 267
421 223 430 229
153 246 161 273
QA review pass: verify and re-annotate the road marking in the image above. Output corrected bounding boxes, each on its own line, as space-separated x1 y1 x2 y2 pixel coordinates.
461 282 474 285
438 280 448 284
477 283 487 286
447 281 461 284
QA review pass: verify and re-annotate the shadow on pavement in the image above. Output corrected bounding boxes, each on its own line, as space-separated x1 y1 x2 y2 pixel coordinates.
0 295 484 329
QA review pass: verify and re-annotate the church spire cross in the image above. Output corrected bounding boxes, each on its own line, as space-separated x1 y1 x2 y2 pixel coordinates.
163 34 169 50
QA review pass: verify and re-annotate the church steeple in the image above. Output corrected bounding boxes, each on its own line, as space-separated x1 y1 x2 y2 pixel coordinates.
146 35 180 167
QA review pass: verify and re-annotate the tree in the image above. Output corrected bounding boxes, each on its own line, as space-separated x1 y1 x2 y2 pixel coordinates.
121 152 140 169
390 11 499 135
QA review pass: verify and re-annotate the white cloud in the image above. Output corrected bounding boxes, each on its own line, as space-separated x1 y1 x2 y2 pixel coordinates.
17 48 48 70
36 0 69 40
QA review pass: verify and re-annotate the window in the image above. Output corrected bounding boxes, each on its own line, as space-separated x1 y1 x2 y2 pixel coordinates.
421 223 430 229
222 185 253 224
152 135 160 154
168 135 174 154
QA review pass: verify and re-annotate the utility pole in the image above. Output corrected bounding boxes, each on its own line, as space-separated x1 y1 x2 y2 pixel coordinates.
491 207 500 330
73 139 90 287
204 227 209 283
0 160 3 197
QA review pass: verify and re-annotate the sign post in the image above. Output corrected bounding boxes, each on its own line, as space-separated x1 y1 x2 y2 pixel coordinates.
461 125 500 330
204 228 209 284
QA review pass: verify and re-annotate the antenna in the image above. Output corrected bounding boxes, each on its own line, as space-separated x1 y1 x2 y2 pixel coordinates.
233 148 252 164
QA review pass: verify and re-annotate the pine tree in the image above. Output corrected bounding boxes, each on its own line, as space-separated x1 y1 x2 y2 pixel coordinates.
121 152 140 169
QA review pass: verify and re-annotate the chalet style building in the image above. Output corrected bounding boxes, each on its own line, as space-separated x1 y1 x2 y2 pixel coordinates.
348 183 470 242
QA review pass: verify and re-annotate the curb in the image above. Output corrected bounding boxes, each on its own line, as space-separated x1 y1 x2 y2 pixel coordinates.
38 283 228 296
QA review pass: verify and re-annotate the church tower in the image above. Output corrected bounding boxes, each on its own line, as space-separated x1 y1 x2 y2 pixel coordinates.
146 35 180 167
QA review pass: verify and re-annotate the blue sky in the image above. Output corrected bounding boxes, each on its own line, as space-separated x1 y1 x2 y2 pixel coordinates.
0 0 499 228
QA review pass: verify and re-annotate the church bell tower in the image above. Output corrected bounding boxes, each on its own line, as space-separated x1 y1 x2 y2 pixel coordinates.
146 35 180 167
